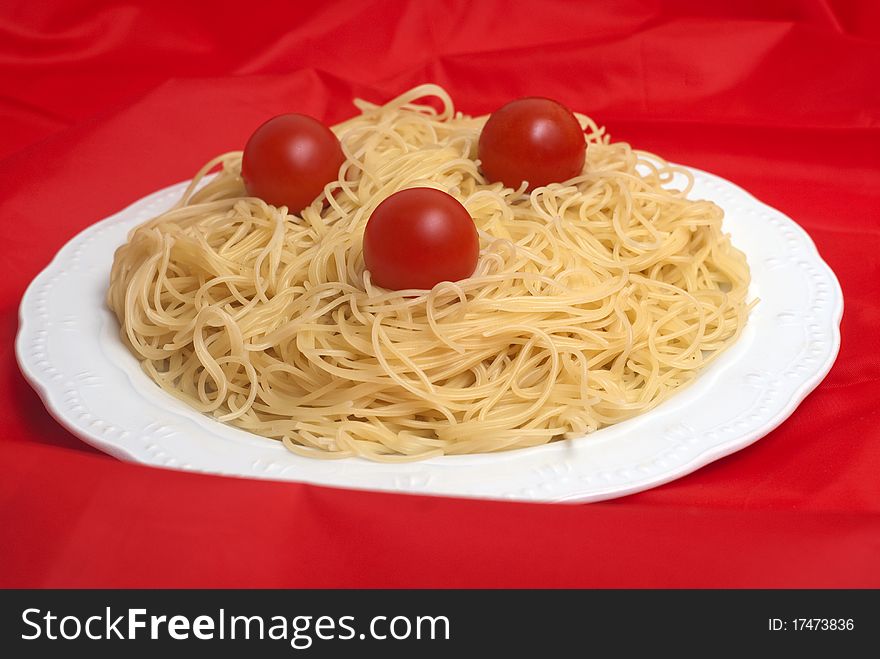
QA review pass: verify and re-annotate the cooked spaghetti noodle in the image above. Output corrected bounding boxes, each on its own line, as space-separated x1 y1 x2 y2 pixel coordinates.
108 84 751 461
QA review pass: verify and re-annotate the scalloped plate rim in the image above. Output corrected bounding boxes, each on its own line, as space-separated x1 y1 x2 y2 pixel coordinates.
15 164 843 503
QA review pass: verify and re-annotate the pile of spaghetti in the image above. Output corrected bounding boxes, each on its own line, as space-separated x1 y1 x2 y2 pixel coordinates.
108 84 751 461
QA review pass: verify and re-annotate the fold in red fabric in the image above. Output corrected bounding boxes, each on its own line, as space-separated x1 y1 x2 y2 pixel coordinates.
1 1 878 587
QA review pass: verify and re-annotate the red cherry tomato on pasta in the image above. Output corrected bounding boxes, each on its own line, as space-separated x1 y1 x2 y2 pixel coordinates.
478 97 586 191
241 113 344 213
363 188 479 291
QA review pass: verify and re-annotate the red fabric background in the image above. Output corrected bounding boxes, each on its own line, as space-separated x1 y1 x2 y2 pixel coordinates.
1 0 879 587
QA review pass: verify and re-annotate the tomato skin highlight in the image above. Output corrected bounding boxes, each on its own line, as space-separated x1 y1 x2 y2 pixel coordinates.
363 188 480 291
241 113 345 213
478 97 586 191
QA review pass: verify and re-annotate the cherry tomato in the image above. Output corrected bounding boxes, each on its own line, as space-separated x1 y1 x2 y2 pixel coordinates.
241 113 345 213
478 97 586 191
363 188 479 291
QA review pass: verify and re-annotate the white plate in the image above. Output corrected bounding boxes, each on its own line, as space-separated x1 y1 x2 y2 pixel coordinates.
16 167 843 502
